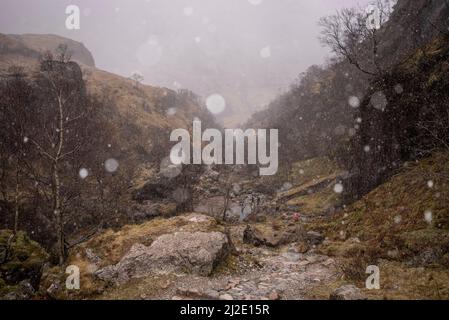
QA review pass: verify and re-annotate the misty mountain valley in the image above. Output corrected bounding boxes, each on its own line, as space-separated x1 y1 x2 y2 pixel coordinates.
0 0 449 305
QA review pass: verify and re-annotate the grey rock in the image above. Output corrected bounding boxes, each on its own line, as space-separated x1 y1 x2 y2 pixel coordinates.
85 248 102 266
330 285 367 300
96 231 229 284
4 280 36 300
281 252 301 262
219 293 234 300
412 247 443 266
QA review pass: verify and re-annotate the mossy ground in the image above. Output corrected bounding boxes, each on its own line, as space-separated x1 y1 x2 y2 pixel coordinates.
0 230 48 298
279 157 343 215
289 156 343 185
304 152 449 299
97 273 176 300
287 186 340 215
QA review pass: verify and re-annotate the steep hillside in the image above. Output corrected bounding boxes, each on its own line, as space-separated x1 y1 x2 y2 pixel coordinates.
248 0 449 166
309 152 449 299
379 0 449 67
0 32 214 185
0 33 216 257
346 34 449 199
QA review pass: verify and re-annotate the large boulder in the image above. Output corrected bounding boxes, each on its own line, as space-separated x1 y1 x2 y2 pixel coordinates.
96 231 229 284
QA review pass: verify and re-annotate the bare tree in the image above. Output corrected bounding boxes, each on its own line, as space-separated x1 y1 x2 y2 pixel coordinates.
130 72 144 88
319 0 395 76
0 66 33 235
28 51 95 264
0 47 134 263
55 44 73 63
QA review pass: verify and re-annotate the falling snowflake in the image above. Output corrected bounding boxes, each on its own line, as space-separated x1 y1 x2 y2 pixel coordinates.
334 183 344 194
183 7 194 16
348 128 356 137
160 157 182 178
136 36 162 67
394 215 402 224
194 36 201 43
424 210 433 224
394 84 403 94
79 168 88 179
356 117 362 123
173 81 182 89
370 91 388 111
105 158 119 173
348 96 360 108
23 137 29 143
166 107 177 116
206 94 226 114
260 46 271 59
427 180 434 188
334 125 346 136
282 182 293 191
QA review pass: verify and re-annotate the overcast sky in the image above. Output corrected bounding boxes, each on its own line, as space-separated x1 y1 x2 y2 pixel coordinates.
0 0 372 122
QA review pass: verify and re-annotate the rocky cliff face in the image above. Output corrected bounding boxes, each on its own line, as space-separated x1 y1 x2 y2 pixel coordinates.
5 33 95 67
379 0 449 66
346 34 449 199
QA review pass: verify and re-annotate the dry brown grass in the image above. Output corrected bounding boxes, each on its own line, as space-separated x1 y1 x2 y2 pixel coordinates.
308 152 449 299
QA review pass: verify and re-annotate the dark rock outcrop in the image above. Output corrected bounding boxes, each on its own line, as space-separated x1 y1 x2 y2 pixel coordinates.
0 230 49 298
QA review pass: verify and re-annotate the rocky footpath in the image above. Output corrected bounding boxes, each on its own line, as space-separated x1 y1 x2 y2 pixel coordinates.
67 210 355 300
169 245 340 301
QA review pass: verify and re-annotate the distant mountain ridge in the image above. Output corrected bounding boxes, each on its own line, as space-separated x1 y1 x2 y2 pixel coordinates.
0 33 95 67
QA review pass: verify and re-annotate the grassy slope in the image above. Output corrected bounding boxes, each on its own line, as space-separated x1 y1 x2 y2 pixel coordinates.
308 152 449 299
280 157 344 215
